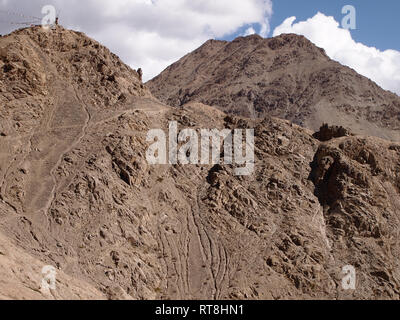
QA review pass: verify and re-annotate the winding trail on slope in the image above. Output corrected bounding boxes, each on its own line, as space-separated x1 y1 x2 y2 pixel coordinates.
42 84 92 219
22 80 89 221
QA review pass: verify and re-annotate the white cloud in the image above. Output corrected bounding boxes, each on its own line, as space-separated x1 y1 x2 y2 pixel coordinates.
243 27 256 36
0 0 273 81
273 12 400 95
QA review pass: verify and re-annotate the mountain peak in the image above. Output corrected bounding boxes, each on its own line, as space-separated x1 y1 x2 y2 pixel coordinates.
0 25 149 102
148 33 400 141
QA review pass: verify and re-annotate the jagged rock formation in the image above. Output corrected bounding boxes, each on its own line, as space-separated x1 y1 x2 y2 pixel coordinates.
1 26 400 300
147 34 400 141
313 124 352 142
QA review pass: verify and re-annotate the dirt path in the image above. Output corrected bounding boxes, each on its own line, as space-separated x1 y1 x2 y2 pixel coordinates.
22 81 88 220
153 175 233 299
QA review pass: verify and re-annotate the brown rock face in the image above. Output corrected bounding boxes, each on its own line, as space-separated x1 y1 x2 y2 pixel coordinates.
1 27 400 300
147 33 400 141
313 123 352 142
309 137 400 298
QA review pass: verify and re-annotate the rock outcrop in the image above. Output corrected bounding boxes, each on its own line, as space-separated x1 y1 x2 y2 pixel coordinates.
313 124 352 142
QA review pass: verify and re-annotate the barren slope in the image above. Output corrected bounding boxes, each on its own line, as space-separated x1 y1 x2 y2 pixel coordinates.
1 27 400 300
148 34 400 141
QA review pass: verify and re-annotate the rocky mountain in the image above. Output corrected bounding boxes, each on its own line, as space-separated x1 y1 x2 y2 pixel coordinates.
1 26 400 300
148 34 400 141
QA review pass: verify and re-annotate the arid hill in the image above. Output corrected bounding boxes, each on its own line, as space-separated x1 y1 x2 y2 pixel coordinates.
0 26 400 300
148 34 400 141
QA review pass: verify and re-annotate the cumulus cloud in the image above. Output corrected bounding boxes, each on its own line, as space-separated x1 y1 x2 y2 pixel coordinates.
0 0 273 80
243 26 256 36
273 12 400 95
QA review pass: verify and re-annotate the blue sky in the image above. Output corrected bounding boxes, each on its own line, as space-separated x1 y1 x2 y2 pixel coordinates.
221 1 400 95
272 0 400 51
225 0 400 52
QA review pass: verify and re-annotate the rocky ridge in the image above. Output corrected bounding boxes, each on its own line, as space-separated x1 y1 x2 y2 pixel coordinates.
148 34 400 141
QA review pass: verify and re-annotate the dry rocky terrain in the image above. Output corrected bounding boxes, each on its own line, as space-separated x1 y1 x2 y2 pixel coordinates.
0 26 400 300
148 34 400 141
